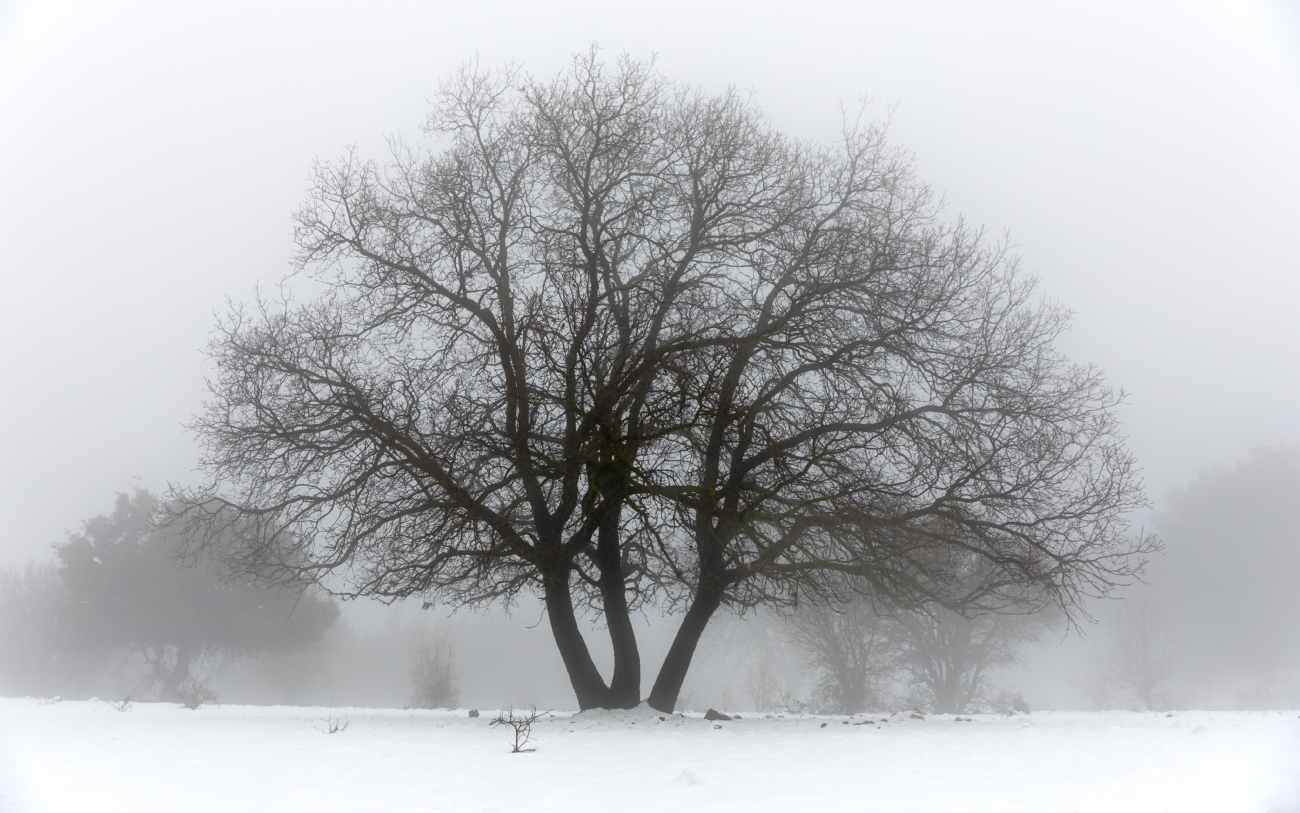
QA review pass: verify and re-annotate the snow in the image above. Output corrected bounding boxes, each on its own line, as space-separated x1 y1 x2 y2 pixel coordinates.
1 698 1297 812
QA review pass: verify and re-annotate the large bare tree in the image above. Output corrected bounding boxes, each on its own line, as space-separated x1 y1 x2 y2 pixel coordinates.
176 51 1154 712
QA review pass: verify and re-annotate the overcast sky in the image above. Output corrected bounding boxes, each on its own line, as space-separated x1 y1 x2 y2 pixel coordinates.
1 0 1297 563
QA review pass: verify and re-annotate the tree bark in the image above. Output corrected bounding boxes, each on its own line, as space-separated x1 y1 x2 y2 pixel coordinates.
543 573 611 709
595 512 641 708
647 587 725 712
933 675 959 714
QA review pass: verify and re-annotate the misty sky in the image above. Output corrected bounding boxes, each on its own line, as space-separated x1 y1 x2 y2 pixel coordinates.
1 0 1297 563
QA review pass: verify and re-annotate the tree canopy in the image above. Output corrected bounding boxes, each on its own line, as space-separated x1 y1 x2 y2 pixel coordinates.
177 51 1153 711
58 489 338 699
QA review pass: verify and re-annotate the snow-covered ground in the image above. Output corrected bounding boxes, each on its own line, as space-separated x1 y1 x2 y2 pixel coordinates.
1 698 1297 813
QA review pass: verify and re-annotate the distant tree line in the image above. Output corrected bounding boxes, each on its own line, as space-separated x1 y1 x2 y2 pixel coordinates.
1077 445 1300 711
726 563 1050 715
714 448 1300 715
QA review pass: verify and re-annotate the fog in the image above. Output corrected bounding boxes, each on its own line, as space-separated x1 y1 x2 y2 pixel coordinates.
2 1 1299 714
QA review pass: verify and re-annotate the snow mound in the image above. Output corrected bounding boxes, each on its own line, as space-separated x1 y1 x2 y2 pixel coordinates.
670 769 705 786
566 703 693 727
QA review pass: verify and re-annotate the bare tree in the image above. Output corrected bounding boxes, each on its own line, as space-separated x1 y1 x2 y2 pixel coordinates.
1076 653 1115 710
741 625 788 712
782 591 896 714
408 625 460 709
175 50 1154 712
1108 598 1177 710
784 562 1051 716
1241 664 1299 710
894 604 1047 714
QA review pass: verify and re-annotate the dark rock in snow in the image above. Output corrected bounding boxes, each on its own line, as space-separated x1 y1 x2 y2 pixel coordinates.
704 709 732 721
468 709 480 718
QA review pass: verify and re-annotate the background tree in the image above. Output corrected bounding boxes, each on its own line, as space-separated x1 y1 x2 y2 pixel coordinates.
57 490 339 700
0 562 73 695
886 552 1055 714
893 603 1047 714
782 555 1053 715
1075 652 1116 711
408 624 460 709
781 587 897 714
177 50 1153 712
1104 597 1177 711
741 623 798 712
1149 445 1300 705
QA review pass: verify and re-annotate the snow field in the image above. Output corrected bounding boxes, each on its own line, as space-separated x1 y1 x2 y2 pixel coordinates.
1 698 1297 812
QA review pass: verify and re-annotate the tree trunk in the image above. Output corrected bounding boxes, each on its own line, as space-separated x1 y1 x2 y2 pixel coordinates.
596 513 641 708
933 677 959 714
647 587 725 712
161 645 191 698
543 572 611 709
838 665 866 715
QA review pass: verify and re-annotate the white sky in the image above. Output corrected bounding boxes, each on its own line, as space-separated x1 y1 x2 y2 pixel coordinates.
1 0 1298 562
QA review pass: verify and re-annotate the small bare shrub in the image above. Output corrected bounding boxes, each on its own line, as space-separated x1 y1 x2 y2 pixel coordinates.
774 688 810 714
987 688 1030 714
316 711 349 734
175 677 219 710
491 706 543 753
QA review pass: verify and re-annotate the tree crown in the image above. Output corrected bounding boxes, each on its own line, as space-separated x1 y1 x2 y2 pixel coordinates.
176 50 1153 709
